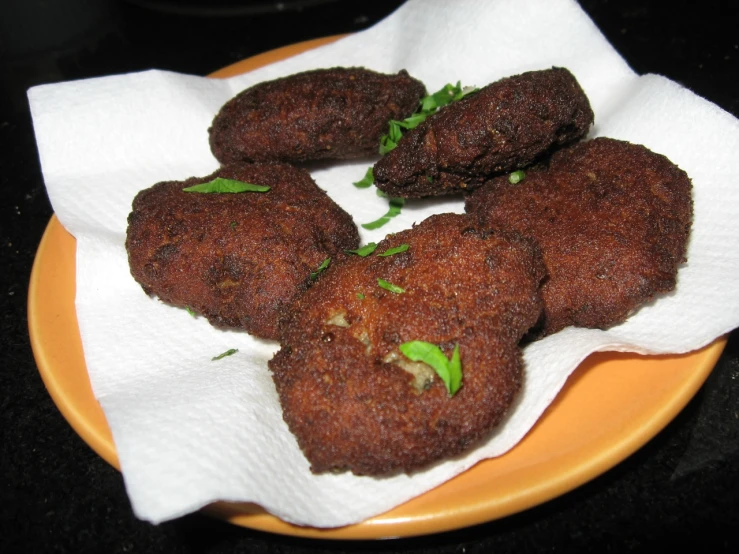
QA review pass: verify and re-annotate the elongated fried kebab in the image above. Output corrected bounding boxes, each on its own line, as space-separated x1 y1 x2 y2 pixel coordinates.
373 67 594 198
209 67 426 164
269 213 545 475
465 137 693 337
125 162 360 340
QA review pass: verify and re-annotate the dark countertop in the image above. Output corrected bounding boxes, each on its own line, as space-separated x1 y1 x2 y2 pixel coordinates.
1 1 737 552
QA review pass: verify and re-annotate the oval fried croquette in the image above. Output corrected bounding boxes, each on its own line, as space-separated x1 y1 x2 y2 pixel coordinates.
125 162 360 340
465 137 693 337
373 67 594 198
209 67 426 164
269 213 546 475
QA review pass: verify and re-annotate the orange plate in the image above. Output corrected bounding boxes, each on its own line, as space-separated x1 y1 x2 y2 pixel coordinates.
28 37 726 540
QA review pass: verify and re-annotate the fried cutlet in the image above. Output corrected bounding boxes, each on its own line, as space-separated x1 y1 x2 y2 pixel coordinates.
269 213 545 475
125 162 360 340
373 67 594 198
209 67 426 164
465 137 693 336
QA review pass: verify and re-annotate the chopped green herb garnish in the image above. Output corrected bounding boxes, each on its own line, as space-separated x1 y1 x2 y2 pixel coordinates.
378 243 409 257
183 178 270 194
362 217 390 231
379 136 397 155
399 341 462 396
212 348 238 361
361 197 405 230
397 112 428 129
345 243 378 257
185 306 196 317
379 119 406 155
389 197 405 214
508 170 526 184
355 81 475 188
448 344 462 394
353 167 375 188
378 81 478 155
426 175 433 183
230 221 237 229
376 188 389 198
356 292 365 300
377 278 405 294
421 81 477 112
310 257 331 280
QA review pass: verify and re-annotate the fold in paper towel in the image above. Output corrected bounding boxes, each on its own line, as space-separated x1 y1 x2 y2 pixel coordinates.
28 0 739 527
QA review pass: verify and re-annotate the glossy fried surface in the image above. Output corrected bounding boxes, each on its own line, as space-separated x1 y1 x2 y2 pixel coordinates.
209 67 426 164
373 67 594 198
269 213 545 475
466 137 693 337
125 163 359 340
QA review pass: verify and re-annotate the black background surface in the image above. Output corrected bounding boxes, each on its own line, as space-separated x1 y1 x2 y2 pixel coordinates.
1 1 737 552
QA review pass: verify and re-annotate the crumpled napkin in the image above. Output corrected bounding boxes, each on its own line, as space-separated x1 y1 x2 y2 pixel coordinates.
28 0 739 528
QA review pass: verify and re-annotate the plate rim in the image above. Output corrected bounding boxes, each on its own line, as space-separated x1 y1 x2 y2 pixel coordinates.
27 37 727 540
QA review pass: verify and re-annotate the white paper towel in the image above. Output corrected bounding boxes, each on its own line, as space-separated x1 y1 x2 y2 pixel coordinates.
28 0 739 528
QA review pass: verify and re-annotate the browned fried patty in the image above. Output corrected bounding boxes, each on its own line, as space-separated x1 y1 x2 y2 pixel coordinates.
209 67 426 164
125 163 360 340
269 213 545 475
373 67 594 198
465 137 693 337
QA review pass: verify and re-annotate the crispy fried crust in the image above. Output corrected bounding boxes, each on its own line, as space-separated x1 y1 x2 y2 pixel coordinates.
465 137 693 336
125 163 359 340
269 213 545 475
209 67 426 164
373 67 594 198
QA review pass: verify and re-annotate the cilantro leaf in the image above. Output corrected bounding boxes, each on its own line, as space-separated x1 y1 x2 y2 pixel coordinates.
378 243 409 257
397 113 427 130
345 243 378 257
377 278 405 294
449 344 462 394
379 134 398 155
420 81 478 112
378 81 477 156
421 82 461 112
212 348 238 361
353 167 375 188
509 170 526 184
399 341 463 396
361 197 405 230
183 178 270 193
310 257 331 280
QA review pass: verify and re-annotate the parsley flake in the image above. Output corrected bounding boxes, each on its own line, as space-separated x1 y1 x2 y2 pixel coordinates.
185 306 196 317
212 348 238 361
378 81 478 155
377 278 405 294
399 341 462 396
353 167 375 188
362 197 405 230
378 244 409 257
183 178 270 194
509 170 526 184
421 81 477 112
345 243 378 257
379 120 405 155
310 258 331 280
